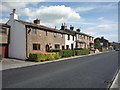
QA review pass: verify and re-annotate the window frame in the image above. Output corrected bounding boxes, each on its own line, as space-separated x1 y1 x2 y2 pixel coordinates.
44 31 48 36
0 28 7 34
33 43 41 50
55 44 60 49
32 29 37 34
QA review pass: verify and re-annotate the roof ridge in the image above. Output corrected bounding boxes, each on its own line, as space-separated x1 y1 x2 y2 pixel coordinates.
15 19 58 30
15 19 66 34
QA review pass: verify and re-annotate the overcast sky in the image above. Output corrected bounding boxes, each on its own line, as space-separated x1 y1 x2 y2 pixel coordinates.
0 0 119 42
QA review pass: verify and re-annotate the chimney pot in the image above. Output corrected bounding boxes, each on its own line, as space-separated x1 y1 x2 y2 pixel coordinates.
64 22 66 26
61 23 67 30
70 25 74 30
13 9 16 13
34 19 40 25
77 28 80 32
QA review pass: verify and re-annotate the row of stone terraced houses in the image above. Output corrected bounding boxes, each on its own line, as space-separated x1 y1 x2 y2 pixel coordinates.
0 9 94 59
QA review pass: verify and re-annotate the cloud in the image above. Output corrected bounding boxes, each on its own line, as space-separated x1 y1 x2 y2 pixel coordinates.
82 23 118 42
0 0 44 12
1 0 44 2
84 23 117 32
1 2 28 12
97 17 104 20
67 21 95 25
23 5 80 26
74 7 95 12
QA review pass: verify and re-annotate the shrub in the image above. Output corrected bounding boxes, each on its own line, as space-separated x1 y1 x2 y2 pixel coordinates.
80 48 90 55
74 50 81 56
75 48 90 56
29 52 60 62
59 50 74 57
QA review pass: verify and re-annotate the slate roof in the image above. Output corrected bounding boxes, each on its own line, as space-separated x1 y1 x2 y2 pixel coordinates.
61 28 94 38
63 29 76 36
15 19 94 37
15 19 67 34
76 32 94 38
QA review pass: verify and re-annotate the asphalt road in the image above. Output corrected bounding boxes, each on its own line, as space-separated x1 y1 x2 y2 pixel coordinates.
2 51 119 88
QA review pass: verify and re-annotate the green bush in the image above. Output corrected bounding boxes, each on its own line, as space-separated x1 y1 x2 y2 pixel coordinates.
75 48 90 55
29 49 90 62
29 52 60 62
59 50 74 57
80 48 90 55
74 50 81 56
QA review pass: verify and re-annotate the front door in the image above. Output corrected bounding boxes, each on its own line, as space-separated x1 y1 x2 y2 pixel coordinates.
71 44 73 50
0 44 8 58
45 44 50 52
62 46 65 50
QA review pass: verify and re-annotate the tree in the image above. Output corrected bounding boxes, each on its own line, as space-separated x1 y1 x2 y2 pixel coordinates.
94 39 101 50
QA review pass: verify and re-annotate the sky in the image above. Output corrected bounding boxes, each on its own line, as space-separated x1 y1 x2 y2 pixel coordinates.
0 0 119 42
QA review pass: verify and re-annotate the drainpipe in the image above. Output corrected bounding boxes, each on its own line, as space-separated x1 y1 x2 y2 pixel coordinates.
8 26 11 58
25 25 28 59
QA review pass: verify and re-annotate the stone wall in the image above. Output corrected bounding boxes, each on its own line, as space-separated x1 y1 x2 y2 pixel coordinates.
27 27 65 56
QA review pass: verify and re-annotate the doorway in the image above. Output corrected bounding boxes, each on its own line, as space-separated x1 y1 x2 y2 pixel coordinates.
45 44 50 52
71 44 73 50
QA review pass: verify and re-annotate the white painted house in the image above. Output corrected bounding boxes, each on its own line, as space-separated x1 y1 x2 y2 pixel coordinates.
7 9 27 59
60 24 76 49
6 9 66 60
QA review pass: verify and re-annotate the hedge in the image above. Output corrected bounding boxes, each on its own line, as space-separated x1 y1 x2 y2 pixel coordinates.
29 52 60 62
59 50 74 57
75 49 89 56
48 48 90 57
29 49 90 62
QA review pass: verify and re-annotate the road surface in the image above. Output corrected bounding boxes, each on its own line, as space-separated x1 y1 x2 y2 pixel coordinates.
2 51 119 88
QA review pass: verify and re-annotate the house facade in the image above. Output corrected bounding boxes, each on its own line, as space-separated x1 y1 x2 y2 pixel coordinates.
25 20 66 57
110 42 120 50
0 24 10 58
6 9 94 60
7 9 66 59
75 29 94 49
94 37 109 50
60 23 76 50
60 24 94 49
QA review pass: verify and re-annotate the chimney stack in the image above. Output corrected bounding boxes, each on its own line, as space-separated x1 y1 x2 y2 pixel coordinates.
10 9 18 20
60 23 67 30
34 19 40 25
70 25 74 30
13 9 16 13
76 28 80 32
101 37 104 40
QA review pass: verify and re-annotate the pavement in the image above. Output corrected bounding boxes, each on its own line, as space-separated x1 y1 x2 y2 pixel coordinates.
2 51 119 88
110 70 120 90
1 58 37 70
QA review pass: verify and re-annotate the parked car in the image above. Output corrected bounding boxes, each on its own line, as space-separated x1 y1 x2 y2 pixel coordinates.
115 48 119 51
